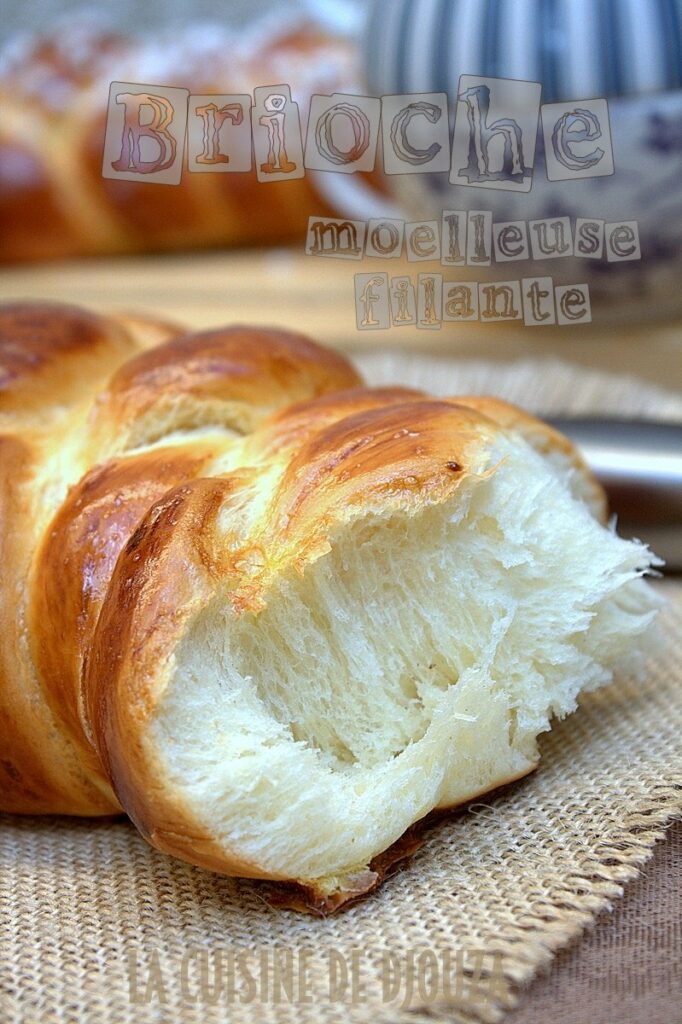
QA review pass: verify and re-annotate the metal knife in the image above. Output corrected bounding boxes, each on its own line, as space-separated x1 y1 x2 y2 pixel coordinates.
548 418 682 572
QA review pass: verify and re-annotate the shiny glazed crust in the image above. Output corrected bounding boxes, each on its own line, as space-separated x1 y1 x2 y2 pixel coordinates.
0 302 361 813
0 301 611 912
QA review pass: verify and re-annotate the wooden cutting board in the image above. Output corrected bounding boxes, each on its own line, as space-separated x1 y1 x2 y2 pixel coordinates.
0 248 680 390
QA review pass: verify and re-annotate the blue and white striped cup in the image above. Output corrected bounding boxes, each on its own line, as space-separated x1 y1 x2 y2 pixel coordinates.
365 0 682 101
344 0 682 323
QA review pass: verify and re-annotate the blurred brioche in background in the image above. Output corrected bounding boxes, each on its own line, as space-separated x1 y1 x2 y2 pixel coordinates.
0 10 359 263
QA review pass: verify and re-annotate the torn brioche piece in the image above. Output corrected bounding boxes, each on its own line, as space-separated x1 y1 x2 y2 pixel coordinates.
84 391 660 911
0 304 361 816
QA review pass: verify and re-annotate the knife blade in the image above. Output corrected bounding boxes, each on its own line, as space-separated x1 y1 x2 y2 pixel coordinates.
547 418 682 571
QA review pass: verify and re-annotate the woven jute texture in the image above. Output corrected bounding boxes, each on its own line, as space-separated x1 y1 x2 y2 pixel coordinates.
1 355 681 1024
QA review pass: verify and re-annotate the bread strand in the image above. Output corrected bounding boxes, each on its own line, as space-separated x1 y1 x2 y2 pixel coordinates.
0 302 360 813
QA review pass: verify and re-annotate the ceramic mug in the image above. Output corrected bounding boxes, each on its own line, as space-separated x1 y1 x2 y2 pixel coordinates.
315 0 682 326
364 0 682 101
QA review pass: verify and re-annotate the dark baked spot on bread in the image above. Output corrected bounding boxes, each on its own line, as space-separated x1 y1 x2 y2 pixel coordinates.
0 302 115 376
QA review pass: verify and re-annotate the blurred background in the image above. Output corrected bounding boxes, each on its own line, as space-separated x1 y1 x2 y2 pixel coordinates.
0 0 681 392
1 0 278 34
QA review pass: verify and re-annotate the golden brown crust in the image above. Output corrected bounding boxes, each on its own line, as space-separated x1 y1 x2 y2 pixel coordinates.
0 303 363 815
0 302 138 423
450 396 608 521
257 399 483 585
260 385 425 453
0 301 152 812
90 324 362 451
0 431 119 814
28 443 221 793
86 478 261 866
0 21 353 263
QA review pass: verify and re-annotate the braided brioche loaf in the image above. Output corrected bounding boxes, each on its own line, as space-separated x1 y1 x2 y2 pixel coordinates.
0 14 355 262
0 302 659 911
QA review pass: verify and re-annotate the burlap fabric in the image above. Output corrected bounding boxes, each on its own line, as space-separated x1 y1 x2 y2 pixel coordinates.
1 355 681 1024
504 819 682 1024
